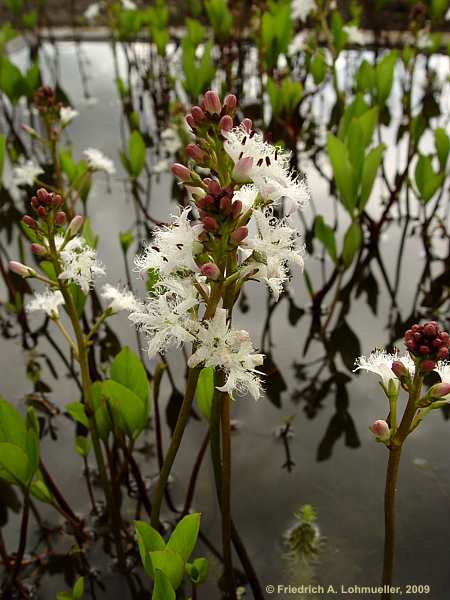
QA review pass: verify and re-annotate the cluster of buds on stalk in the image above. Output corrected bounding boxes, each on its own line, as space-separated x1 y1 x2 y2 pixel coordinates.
404 321 449 372
33 86 63 122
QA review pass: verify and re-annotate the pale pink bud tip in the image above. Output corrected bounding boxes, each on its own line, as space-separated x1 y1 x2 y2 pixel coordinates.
55 211 67 226
203 216 219 231
186 114 196 129
219 115 233 132
233 156 253 181
191 106 206 122
241 118 253 132
421 359 436 372
203 90 222 115
231 226 248 242
31 243 47 256
186 144 206 162
171 163 192 182
371 420 390 441
200 262 220 280
391 360 409 379
68 215 84 236
9 261 34 278
430 382 450 399
224 94 237 109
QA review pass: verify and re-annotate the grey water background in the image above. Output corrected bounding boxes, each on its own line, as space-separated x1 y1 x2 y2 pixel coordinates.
1 40 450 598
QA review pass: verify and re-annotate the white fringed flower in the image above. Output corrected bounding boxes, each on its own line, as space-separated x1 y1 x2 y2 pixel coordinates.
101 284 140 314
59 237 105 293
134 208 203 277
60 106 78 126
291 0 316 22
354 350 414 389
84 2 101 20
121 0 137 9
244 209 305 300
13 160 44 187
188 309 264 400
27 290 64 318
344 24 366 45
224 125 309 214
129 278 199 357
83 148 116 174
232 184 259 211
434 362 450 384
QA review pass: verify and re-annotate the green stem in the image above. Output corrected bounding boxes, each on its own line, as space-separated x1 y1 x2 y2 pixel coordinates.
150 366 201 528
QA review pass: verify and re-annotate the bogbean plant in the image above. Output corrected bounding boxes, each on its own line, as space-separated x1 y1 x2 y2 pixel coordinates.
4 88 306 598
355 322 450 599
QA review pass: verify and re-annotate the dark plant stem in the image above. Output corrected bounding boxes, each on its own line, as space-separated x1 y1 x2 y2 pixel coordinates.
150 366 201 528
39 460 81 527
122 444 153 519
182 430 210 516
221 393 236 599
8 492 30 592
83 457 97 514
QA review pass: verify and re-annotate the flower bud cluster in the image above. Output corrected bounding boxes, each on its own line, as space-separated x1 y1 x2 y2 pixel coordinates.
404 321 450 371
33 86 62 121
24 187 64 230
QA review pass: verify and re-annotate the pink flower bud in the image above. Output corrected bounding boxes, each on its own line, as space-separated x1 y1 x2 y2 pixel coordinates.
52 194 62 208
231 200 243 218
421 359 436 372
219 115 233 132
423 323 438 338
191 106 206 122
429 382 450 399
231 226 248 242
22 215 36 228
185 114 196 129
186 143 206 162
9 261 34 278
37 187 51 204
437 347 449 360
55 211 66 225
201 262 220 280
207 180 221 196
203 90 222 115
38 206 47 219
68 215 84 236
203 216 219 231
171 163 192 182
220 195 232 213
31 243 47 256
391 360 409 379
371 420 390 441
224 94 237 109
241 118 253 132
232 156 253 181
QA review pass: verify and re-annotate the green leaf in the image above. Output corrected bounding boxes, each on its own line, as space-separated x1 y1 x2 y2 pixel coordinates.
375 51 397 104
0 443 32 487
342 222 362 268
73 576 84 600
359 144 385 209
110 347 149 406
435 128 449 172
314 216 337 263
91 381 113 442
66 402 89 428
0 133 5 180
0 398 26 448
355 60 375 92
119 229 134 254
82 218 97 249
152 569 176 600
128 131 146 178
167 513 201 562
149 549 185 590
134 520 165 575
69 283 87 318
56 593 72 600
0 57 27 103
326 134 355 212
75 436 91 458
186 557 208 584
30 479 53 504
196 368 214 421
310 50 327 85
101 380 147 439
25 408 40 475
415 155 443 203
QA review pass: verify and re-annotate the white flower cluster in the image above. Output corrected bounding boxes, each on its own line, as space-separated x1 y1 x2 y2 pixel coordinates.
354 350 415 390
291 0 316 22
59 237 105 293
83 148 116 175
129 210 265 400
27 289 64 318
13 160 44 187
223 124 309 215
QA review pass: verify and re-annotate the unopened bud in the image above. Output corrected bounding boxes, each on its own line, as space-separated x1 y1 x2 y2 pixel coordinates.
53 194 62 208
185 185 206 199
421 359 436 372
171 163 192 182
391 360 409 379
9 261 35 278
231 226 248 242
224 94 237 110
241 118 253 132
203 90 222 115
231 200 243 218
437 347 449 360
371 420 390 441
31 243 47 256
55 211 66 225
37 187 51 204
428 382 450 400
68 215 84 236
219 115 233 132
203 216 219 231
191 106 206 122
186 143 206 162
22 124 39 138
37 206 47 219
185 114 196 129
207 180 221 196
200 262 220 280
220 195 232 213
22 215 37 229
